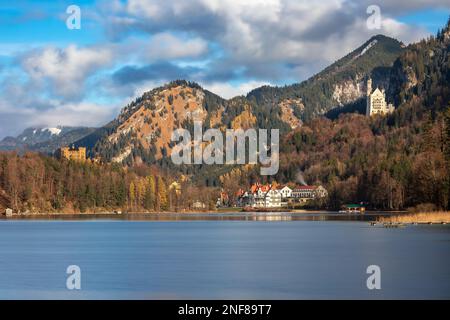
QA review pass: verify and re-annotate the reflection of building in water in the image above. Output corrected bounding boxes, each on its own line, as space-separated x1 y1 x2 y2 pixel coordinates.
366 77 395 116
251 214 292 221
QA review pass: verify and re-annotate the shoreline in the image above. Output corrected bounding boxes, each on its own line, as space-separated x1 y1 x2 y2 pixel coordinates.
1 209 403 216
0 210 402 220
376 211 450 224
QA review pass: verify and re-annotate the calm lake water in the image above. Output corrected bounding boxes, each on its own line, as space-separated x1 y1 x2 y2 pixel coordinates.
0 213 449 299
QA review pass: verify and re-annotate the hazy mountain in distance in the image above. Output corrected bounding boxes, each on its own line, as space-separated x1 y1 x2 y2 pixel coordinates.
0 126 97 154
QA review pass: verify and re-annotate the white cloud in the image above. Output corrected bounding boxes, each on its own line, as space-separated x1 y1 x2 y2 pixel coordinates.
145 33 208 60
0 100 119 138
203 80 271 99
21 45 113 100
126 0 164 18
26 101 118 128
103 0 448 80
381 17 430 43
0 73 119 138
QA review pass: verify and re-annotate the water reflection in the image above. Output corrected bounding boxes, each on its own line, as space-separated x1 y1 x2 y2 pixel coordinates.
0 220 448 299
1 211 390 222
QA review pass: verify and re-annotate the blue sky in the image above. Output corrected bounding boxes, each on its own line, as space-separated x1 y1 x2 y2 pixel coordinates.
0 0 449 138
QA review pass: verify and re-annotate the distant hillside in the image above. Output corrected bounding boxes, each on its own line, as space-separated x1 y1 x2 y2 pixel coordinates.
68 23 450 191
0 126 97 154
78 35 404 169
85 80 288 166
247 35 404 120
274 18 450 210
387 24 450 113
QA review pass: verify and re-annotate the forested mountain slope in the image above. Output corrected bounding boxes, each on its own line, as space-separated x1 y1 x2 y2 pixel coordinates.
84 35 405 168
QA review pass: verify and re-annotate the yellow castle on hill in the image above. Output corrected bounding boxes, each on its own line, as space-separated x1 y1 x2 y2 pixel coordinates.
57 145 86 161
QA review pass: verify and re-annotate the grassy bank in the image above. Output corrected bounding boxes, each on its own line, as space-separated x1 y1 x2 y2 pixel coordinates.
377 211 450 224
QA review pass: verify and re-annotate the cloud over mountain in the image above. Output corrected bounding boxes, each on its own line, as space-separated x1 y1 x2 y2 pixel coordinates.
101 0 437 80
20 45 113 100
0 0 448 138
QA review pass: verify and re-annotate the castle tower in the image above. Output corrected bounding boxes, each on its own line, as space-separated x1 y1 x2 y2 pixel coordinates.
366 77 372 116
367 77 372 96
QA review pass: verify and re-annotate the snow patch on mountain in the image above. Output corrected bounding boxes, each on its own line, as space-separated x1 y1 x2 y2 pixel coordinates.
44 127 62 136
356 39 378 58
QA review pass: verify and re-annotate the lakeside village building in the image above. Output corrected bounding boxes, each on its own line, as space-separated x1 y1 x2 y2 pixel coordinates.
231 183 328 208
366 77 395 116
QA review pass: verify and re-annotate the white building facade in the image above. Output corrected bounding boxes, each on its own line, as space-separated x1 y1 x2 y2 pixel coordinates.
265 189 282 208
236 184 328 208
366 78 395 116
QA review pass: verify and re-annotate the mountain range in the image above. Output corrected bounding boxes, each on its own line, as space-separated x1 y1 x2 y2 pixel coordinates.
79 34 405 160
0 126 96 154
1 24 448 175
0 18 448 211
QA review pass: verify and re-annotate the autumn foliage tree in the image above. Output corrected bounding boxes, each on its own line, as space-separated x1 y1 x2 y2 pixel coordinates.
0 152 197 213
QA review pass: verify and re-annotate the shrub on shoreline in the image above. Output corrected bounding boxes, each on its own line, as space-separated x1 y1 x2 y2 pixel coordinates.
377 211 450 223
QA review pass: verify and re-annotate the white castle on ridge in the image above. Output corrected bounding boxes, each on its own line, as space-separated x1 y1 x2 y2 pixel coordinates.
366 77 395 116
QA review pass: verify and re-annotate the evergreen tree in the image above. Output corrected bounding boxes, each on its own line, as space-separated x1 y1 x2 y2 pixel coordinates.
129 181 136 209
157 177 168 211
144 175 156 210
